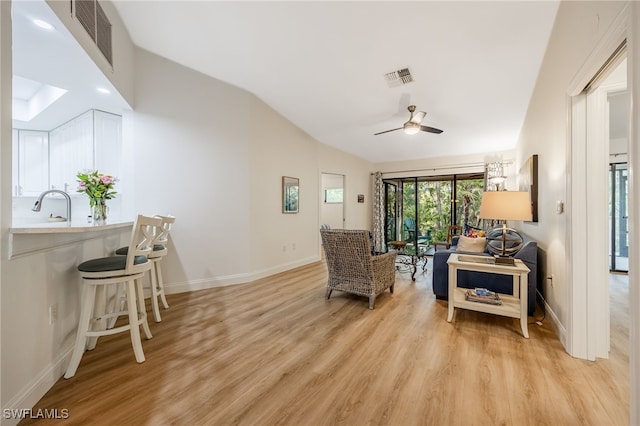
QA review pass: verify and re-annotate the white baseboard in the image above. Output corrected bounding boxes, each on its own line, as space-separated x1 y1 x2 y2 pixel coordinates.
164 255 321 294
538 291 567 350
2 345 73 426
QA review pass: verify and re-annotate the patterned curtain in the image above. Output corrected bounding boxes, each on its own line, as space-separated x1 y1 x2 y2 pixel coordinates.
372 172 386 253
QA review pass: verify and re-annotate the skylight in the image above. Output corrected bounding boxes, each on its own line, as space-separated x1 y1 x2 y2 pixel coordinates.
12 75 67 122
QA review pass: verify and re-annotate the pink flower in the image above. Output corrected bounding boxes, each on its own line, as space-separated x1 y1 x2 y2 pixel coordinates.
100 175 114 184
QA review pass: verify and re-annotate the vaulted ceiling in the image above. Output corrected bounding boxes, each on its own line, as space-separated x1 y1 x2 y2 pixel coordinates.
112 1 559 163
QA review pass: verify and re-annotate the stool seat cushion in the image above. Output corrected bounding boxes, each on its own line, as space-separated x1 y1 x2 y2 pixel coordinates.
78 255 148 273
115 245 165 255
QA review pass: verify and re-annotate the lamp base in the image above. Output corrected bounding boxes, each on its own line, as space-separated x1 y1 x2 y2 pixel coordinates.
494 255 515 265
486 225 524 257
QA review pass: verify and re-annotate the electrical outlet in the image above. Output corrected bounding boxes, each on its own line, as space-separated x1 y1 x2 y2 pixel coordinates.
546 274 555 287
48 304 58 325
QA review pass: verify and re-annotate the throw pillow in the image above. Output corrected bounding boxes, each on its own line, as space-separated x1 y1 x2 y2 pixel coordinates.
464 223 482 237
457 235 487 253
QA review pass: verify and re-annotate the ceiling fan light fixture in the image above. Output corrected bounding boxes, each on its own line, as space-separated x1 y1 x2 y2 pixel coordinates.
403 122 420 135
373 105 443 136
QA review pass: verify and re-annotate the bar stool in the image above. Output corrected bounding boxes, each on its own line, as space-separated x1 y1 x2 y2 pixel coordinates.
115 215 175 322
64 214 162 379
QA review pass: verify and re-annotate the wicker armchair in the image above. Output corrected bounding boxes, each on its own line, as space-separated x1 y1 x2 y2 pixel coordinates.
320 229 397 309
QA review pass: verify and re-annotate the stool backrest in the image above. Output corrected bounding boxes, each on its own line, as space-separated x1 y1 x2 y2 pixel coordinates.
153 215 175 247
125 215 163 273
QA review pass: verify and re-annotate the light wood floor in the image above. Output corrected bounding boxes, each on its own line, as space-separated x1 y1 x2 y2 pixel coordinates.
21 261 629 425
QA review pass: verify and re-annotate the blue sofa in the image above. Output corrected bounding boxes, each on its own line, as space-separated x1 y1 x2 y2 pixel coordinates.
431 234 538 315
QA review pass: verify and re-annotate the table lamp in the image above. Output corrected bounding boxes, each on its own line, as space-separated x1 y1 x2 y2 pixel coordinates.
479 191 532 264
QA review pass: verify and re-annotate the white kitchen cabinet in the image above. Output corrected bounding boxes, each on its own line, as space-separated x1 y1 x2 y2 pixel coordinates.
13 129 49 196
94 110 123 179
49 110 94 192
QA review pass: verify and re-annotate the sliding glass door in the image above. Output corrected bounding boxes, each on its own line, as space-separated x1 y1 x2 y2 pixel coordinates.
383 173 484 254
610 163 628 272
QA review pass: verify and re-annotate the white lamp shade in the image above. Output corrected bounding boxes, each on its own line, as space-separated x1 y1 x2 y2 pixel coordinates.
479 191 532 221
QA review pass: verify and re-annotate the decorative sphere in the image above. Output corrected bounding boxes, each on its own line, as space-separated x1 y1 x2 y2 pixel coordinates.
485 227 524 256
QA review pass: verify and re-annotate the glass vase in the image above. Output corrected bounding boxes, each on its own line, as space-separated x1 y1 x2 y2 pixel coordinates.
92 199 108 225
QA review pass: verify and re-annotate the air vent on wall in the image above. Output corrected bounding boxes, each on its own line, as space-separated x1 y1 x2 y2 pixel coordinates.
383 68 413 87
73 0 113 66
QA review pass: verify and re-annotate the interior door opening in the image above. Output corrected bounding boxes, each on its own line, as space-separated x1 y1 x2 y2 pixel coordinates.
320 173 345 229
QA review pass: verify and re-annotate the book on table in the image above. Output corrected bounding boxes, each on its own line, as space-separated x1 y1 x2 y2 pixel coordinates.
464 288 502 305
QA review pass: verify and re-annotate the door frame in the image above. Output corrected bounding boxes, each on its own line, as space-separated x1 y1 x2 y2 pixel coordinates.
566 2 629 361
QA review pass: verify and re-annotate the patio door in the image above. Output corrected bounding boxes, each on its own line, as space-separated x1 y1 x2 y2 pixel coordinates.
383 173 484 253
610 162 628 272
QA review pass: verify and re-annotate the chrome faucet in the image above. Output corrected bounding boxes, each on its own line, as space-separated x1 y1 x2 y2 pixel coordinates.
32 190 72 222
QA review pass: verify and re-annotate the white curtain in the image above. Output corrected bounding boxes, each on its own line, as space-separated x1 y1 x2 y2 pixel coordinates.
372 172 386 253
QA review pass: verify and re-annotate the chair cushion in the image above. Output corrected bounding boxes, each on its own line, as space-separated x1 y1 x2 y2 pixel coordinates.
115 245 165 255
78 255 148 272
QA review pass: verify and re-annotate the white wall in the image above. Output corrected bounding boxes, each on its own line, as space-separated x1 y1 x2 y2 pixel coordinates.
248 98 321 276
125 47 253 290
317 143 373 230
128 47 374 289
515 1 627 339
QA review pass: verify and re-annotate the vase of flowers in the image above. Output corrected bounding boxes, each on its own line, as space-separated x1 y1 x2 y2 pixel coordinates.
76 170 118 225
92 197 109 225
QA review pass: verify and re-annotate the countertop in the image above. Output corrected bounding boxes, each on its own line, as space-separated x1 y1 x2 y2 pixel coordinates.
10 218 134 234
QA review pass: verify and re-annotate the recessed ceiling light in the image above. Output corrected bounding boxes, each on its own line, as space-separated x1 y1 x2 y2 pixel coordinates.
96 87 111 94
33 19 54 31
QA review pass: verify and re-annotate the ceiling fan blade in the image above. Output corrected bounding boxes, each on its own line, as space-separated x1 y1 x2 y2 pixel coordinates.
420 125 443 134
410 111 426 124
374 127 403 135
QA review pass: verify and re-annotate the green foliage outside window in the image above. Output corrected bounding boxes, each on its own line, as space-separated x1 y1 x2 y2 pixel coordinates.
387 176 485 250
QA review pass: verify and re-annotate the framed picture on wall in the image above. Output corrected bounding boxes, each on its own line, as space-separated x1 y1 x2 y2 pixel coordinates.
518 154 538 222
283 176 299 213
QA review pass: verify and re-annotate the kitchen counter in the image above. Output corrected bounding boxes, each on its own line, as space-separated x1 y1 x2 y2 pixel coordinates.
8 219 134 259
10 219 134 234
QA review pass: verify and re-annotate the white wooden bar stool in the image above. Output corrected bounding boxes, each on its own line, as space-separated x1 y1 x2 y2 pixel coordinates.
115 215 175 322
64 215 162 379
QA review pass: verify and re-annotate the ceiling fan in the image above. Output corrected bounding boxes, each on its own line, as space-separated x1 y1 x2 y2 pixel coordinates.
374 105 443 136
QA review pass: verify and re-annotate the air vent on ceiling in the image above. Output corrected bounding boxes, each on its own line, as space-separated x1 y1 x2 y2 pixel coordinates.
383 68 413 87
73 0 113 66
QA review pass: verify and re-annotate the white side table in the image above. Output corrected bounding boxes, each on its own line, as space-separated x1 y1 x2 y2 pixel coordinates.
446 253 531 338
